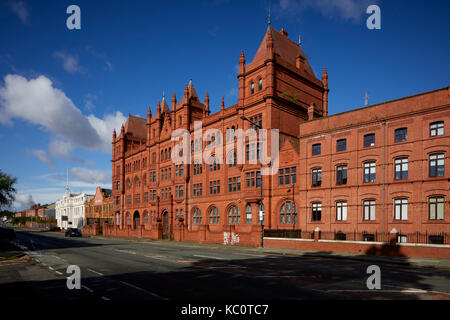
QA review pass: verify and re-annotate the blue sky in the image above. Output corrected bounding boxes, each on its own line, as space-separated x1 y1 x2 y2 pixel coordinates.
0 0 449 210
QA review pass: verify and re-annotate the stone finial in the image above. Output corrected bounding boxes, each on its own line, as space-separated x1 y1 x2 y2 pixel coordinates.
172 92 177 108
322 67 328 87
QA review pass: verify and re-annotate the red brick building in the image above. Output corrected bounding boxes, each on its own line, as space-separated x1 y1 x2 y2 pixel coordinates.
84 186 113 234
110 26 449 246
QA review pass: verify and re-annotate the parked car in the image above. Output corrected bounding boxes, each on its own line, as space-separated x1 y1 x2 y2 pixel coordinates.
65 228 82 237
0 227 16 239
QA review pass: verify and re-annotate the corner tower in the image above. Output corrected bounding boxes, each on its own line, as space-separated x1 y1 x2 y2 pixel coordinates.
238 25 328 137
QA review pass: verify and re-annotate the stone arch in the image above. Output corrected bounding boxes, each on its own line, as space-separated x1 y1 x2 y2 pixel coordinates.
206 205 220 225
274 198 298 226
133 210 140 229
226 203 241 225
125 211 131 227
143 210 149 225
191 206 202 225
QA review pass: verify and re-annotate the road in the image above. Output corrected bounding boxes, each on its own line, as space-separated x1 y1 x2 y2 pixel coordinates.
1 229 449 302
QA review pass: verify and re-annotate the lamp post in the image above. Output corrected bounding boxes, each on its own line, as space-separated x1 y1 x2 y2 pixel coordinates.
240 115 264 248
290 182 296 230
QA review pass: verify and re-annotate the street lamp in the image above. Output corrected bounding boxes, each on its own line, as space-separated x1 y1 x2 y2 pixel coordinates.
240 115 264 248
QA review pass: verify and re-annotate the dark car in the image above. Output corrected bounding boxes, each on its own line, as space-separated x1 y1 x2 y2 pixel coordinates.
0 227 16 239
65 228 82 237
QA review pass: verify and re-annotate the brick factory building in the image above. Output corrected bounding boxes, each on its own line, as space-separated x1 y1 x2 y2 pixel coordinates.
83 186 113 235
109 25 449 248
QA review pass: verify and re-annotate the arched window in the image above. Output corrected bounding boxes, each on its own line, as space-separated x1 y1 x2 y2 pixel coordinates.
161 150 164 161
134 176 140 188
251 82 255 94
209 207 220 224
228 206 240 224
192 207 202 224
246 204 252 224
280 201 297 224
126 178 131 190
143 211 149 224
126 212 131 226
227 150 237 167
259 78 263 91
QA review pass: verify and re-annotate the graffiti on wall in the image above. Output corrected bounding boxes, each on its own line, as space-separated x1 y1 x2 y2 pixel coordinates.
224 232 240 245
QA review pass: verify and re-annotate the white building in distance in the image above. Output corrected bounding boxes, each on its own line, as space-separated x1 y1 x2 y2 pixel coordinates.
55 192 94 229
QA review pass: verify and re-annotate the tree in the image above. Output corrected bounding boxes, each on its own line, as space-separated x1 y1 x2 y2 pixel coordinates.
0 170 17 211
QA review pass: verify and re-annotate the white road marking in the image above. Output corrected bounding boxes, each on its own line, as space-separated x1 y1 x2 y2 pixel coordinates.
101 296 110 300
88 268 104 276
48 266 54 270
327 289 428 293
55 271 63 275
82 285 94 293
229 252 265 258
194 255 226 260
114 249 137 255
119 281 168 300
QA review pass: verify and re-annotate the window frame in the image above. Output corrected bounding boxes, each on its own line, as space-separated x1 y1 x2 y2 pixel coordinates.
430 121 444 137
312 202 322 221
363 200 376 221
429 153 445 177
336 165 348 185
336 139 347 152
394 128 408 142
364 133 375 147
429 196 445 220
336 201 347 221
364 161 376 183
312 168 322 187
394 158 409 180
394 198 408 221
312 143 321 156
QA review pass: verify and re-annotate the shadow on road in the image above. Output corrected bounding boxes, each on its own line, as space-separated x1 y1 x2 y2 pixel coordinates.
0 251 446 301
12 230 116 251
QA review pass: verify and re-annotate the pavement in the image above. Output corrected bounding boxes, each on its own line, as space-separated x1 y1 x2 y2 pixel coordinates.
1 227 449 301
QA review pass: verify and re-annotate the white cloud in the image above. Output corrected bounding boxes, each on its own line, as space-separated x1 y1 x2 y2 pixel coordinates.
88 111 127 152
0 74 126 154
30 149 55 169
70 167 111 184
7 0 30 25
105 61 114 72
12 193 35 211
277 0 378 23
48 140 73 160
53 51 84 73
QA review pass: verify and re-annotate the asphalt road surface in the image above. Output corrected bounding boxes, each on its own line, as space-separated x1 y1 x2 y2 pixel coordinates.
1 229 449 301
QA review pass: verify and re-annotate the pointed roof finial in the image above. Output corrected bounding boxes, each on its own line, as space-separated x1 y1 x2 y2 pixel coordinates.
268 7 271 27
162 90 166 101
298 34 302 47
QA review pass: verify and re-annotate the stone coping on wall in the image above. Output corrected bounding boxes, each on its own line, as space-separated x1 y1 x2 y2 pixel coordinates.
266 237 450 249
398 243 450 249
264 237 314 242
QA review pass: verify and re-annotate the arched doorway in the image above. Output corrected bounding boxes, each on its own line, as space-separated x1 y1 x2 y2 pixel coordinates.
161 210 169 239
133 211 140 230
